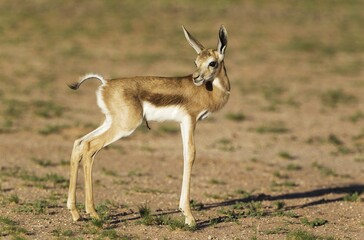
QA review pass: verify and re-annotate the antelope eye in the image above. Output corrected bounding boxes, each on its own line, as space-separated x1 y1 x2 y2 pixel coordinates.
209 61 218 68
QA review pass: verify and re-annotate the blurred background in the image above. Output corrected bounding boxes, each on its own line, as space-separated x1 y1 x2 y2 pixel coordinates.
0 0 363 132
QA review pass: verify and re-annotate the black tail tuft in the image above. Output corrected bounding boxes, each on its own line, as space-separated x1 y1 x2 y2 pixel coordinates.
67 82 79 90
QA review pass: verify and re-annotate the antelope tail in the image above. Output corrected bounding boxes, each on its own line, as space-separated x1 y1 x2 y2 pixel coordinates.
68 73 106 90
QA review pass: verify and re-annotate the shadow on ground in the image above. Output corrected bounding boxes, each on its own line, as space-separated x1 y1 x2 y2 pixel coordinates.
107 184 364 229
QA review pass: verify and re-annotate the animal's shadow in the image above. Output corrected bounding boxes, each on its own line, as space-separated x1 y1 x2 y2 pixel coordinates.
107 184 364 230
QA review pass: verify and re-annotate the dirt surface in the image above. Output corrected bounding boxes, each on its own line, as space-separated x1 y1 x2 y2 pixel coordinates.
1 1 364 239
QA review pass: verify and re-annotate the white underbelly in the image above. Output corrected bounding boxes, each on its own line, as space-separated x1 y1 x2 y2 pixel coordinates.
143 102 187 122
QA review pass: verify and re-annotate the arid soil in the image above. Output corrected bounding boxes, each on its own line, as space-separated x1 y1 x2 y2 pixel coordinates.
1 1 364 239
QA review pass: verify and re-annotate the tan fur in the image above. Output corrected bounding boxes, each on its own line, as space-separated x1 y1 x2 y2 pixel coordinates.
67 26 230 227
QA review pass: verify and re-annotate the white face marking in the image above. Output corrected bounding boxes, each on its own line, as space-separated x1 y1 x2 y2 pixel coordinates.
206 57 216 68
213 77 226 92
143 102 187 123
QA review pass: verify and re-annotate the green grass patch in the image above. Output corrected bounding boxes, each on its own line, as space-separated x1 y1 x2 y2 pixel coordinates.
206 193 232 200
213 138 236 152
4 99 28 118
321 89 357 108
0 119 14 133
190 199 204 211
127 170 144 177
16 199 51 214
0 216 17 226
225 112 245 122
271 180 298 188
235 189 252 199
347 111 364 123
343 192 361 202
138 204 151 218
333 146 354 156
0 167 68 188
254 121 289 134
352 130 364 141
273 201 285 210
38 124 69 135
59 159 69 166
32 100 66 118
51 228 75 237
279 151 295 160
270 201 299 218
132 187 164 194
232 201 266 217
273 210 299 218
306 136 326 145
100 229 122 240
101 167 119 177
257 82 300 111
286 163 302 171
273 171 289 179
327 134 355 155
328 134 343 146
137 205 195 231
354 156 364 163
301 217 328 228
1 194 20 205
218 208 243 223
209 178 226 185
312 162 338 177
31 157 56 167
0 216 29 237
95 200 117 220
286 229 335 240
332 59 363 76
262 84 285 101
43 173 68 187
264 227 289 235
285 36 335 55
7 194 20 204
91 218 105 229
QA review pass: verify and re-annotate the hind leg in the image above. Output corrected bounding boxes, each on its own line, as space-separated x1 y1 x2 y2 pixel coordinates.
81 120 141 219
67 121 113 221
67 88 143 221
83 147 100 219
67 139 84 221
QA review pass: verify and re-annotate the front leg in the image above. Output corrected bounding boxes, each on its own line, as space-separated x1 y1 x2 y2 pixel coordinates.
179 118 197 227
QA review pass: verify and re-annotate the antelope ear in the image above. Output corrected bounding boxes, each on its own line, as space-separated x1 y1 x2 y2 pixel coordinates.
182 26 205 54
217 25 228 56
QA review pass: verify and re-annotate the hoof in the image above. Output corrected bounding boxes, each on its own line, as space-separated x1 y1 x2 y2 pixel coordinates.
185 217 196 227
88 210 100 220
70 209 81 222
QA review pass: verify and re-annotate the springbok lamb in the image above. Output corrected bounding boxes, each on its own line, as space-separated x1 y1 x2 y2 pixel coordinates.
67 25 230 226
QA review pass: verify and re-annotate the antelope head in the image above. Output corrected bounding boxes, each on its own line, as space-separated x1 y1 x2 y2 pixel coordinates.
182 25 228 86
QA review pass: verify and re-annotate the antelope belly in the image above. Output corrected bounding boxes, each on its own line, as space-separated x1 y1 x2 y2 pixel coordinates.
143 101 187 122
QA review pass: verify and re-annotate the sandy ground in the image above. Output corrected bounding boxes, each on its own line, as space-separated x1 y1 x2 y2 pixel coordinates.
1 1 364 239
